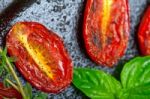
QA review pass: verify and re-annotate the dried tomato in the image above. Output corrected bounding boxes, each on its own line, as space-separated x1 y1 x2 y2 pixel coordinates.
83 0 130 67
6 22 72 93
0 82 22 99
138 6 150 55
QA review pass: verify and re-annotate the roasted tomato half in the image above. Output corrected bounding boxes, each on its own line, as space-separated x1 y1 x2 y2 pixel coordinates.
138 6 150 55
0 82 22 99
6 22 72 93
83 0 130 67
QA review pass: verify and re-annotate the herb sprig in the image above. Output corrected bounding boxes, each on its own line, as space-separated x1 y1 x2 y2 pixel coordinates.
0 47 48 99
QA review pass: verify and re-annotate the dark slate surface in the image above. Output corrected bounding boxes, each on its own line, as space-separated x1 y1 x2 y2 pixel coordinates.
0 0 148 98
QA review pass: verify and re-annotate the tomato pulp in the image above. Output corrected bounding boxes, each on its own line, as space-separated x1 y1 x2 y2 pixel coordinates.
138 6 150 55
83 0 130 67
6 22 72 93
0 82 22 99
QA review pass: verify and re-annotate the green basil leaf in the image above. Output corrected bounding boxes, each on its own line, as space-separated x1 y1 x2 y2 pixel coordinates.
7 57 17 62
3 74 11 87
0 66 4 76
23 83 32 99
33 91 48 99
0 47 7 57
121 56 150 98
73 68 122 99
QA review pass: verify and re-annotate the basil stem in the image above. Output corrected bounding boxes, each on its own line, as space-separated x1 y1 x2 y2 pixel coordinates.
0 48 27 99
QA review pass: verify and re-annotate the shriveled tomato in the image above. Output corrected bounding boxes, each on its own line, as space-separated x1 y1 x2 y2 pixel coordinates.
83 0 130 67
0 82 22 99
6 22 72 93
138 6 150 55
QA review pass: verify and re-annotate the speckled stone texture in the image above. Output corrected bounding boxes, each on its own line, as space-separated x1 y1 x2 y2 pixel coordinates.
0 0 148 98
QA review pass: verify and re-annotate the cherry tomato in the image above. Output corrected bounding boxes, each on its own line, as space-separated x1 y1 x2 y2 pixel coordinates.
138 6 150 55
83 0 130 67
6 22 73 93
0 82 22 99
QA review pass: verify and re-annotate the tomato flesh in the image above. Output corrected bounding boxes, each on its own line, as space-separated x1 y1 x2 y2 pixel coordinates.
138 6 150 55
6 22 72 93
83 0 130 67
0 82 22 99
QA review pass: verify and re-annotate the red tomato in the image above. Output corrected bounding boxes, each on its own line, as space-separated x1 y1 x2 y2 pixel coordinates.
6 22 72 93
0 82 22 99
138 6 150 55
83 0 130 67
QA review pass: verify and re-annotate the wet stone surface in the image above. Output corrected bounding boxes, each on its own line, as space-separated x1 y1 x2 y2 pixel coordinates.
0 0 148 98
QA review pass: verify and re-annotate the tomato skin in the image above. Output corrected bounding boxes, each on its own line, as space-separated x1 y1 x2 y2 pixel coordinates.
83 0 130 67
138 6 150 55
0 82 22 99
6 22 73 93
